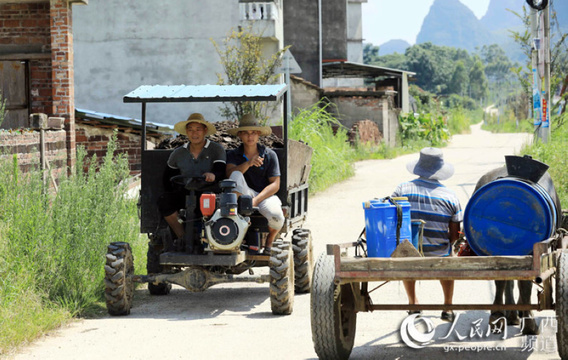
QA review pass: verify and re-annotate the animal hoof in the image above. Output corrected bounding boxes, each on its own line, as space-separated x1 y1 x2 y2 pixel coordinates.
506 311 520 326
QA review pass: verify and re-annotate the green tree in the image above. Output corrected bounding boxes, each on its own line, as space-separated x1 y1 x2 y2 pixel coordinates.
211 27 289 123
448 61 468 96
363 43 380 64
468 59 488 100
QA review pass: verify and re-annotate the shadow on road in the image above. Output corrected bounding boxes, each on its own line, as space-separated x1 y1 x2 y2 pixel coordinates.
126 284 271 320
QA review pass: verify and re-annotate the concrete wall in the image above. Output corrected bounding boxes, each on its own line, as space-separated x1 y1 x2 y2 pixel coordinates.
73 0 240 126
283 0 321 86
290 76 321 114
322 0 347 62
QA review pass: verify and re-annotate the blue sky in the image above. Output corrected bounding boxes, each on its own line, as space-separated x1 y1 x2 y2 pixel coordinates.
362 0 491 46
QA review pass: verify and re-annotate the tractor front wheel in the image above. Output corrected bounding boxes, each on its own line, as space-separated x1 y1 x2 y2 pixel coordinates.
269 239 295 315
104 242 135 316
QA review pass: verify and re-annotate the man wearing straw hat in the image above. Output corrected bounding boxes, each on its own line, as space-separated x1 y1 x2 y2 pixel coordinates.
158 113 226 243
226 114 284 255
392 147 463 322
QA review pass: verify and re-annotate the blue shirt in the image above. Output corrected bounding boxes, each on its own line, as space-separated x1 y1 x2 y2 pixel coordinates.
392 178 463 256
226 144 280 193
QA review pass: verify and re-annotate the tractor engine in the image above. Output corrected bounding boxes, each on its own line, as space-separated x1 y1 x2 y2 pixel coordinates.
202 180 252 252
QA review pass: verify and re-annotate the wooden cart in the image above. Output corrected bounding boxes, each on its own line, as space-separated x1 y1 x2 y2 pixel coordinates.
310 231 568 359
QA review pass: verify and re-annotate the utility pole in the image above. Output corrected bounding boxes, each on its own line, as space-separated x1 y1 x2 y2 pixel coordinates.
530 7 542 140
529 0 551 143
542 4 551 143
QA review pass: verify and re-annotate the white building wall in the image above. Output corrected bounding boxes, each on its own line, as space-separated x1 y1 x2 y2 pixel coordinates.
73 1 283 126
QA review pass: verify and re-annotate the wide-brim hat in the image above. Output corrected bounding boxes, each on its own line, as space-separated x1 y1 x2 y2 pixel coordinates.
406 147 454 180
227 113 272 137
174 113 217 136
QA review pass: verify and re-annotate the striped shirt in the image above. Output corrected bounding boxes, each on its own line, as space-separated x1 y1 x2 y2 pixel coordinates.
392 178 463 256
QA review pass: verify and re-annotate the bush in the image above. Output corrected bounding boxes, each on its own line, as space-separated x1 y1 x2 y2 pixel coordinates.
0 134 145 353
399 112 450 147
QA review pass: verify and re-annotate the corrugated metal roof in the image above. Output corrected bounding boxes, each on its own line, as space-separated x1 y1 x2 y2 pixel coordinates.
322 61 416 79
75 108 175 134
123 84 288 103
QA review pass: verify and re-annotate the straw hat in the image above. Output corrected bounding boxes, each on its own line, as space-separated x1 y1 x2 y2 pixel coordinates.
406 147 454 180
227 114 272 137
174 113 216 136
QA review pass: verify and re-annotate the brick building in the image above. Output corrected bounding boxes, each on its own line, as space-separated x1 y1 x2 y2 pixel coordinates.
0 0 87 173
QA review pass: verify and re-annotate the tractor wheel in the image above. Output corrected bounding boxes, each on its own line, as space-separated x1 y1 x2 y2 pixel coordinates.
311 253 357 360
269 239 294 315
292 228 314 293
147 242 171 295
104 242 135 316
556 250 568 358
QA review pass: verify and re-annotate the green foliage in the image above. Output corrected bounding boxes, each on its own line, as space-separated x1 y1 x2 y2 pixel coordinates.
448 61 468 96
0 91 6 128
289 103 355 193
363 43 380 64
211 26 290 124
468 59 489 100
0 134 145 352
399 112 450 147
520 124 568 206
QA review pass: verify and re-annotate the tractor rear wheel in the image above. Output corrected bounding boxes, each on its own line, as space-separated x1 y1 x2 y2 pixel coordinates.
147 241 171 295
269 239 294 315
556 250 568 358
311 253 357 360
105 242 135 316
292 229 314 293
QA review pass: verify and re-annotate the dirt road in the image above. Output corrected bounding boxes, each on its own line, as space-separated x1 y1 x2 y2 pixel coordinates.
11 123 561 359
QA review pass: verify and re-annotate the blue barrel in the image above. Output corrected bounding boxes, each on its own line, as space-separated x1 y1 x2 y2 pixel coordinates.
363 198 412 257
464 177 558 256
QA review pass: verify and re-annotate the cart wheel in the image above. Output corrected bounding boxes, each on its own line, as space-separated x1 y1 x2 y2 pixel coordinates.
104 242 135 316
556 250 568 358
292 229 314 293
311 253 357 360
269 240 295 315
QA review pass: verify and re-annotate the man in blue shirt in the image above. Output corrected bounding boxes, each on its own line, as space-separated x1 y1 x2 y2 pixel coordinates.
392 147 463 322
226 114 284 255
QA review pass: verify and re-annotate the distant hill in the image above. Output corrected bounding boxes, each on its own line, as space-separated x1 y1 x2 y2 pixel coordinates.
417 0 489 53
414 0 565 63
379 39 410 55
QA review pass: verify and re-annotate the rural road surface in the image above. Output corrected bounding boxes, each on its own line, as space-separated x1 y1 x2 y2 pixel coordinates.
11 123 562 360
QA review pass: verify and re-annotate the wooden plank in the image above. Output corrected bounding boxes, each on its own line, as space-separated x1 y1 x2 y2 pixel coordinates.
340 255 534 272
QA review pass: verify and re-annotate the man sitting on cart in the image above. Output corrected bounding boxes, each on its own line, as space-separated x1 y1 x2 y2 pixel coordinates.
392 147 463 322
158 113 226 242
226 114 285 255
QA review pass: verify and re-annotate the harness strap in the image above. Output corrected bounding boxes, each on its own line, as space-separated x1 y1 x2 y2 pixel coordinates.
383 196 403 246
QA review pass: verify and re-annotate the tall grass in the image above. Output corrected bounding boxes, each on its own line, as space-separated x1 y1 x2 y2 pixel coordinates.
290 104 355 193
520 125 568 206
0 134 145 354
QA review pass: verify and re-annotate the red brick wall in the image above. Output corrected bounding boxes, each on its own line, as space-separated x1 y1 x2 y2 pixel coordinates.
76 124 143 175
50 0 75 169
0 131 67 179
